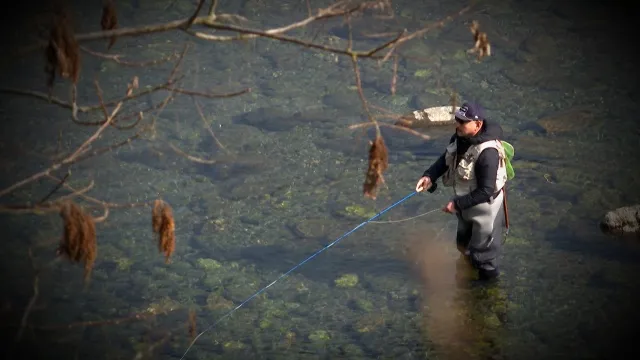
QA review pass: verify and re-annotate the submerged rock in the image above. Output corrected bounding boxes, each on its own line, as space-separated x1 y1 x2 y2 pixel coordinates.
535 107 599 135
600 205 640 235
394 105 456 129
233 107 334 132
289 217 335 240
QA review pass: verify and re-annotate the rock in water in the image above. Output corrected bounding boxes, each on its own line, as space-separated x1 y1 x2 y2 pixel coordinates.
394 106 457 142
535 107 598 135
395 106 456 129
600 205 640 235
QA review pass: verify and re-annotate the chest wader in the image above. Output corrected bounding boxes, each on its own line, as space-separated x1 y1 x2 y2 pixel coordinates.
455 191 505 278
449 148 506 280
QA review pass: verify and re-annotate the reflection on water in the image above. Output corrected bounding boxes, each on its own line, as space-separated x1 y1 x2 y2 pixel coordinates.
1 0 640 359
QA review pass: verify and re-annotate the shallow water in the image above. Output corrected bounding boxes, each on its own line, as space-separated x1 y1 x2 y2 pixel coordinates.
1 0 639 359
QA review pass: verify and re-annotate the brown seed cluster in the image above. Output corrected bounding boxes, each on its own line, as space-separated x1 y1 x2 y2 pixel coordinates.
468 20 491 60
101 0 118 50
152 200 176 264
57 202 97 282
363 135 388 200
45 9 80 94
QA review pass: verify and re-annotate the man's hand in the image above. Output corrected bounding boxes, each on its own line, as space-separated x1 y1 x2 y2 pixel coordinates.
415 176 432 192
443 201 457 214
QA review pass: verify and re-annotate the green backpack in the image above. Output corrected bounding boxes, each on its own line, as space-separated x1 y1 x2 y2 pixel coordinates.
501 141 515 181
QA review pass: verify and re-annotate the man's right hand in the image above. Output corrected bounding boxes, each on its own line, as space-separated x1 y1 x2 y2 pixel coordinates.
416 176 432 192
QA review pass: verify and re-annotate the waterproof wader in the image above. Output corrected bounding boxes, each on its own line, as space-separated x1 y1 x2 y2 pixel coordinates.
455 190 505 279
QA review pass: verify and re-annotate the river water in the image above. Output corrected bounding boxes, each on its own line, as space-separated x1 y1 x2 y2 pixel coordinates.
1 0 639 359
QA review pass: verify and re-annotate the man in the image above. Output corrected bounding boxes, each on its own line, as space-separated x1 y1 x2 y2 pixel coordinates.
415 102 508 282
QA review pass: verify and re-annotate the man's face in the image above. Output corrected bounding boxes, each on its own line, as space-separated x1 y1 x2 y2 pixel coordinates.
455 119 482 137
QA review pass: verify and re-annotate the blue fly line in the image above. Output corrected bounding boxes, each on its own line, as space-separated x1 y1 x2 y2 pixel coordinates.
179 190 420 359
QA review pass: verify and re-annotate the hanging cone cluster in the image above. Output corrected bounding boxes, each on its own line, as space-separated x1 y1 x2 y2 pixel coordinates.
100 0 118 49
45 8 80 94
469 20 491 60
57 201 97 282
362 135 388 200
152 200 175 264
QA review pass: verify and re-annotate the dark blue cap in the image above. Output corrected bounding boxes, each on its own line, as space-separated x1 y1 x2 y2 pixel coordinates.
454 102 485 122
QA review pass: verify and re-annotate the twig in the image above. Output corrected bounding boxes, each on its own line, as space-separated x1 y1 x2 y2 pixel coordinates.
0 180 95 214
66 81 123 161
342 13 379 137
15 0 465 74
192 98 231 155
380 4 473 63
0 78 179 116
45 174 151 212
47 180 95 204
167 86 251 99
208 0 218 18
74 132 142 164
80 46 179 67
166 43 190 84
187 21 402 58
0 76 135 199
37 171 70 204
15 247 39 342
184 0 206 29
349 122 431 140
390 54 398 95
192 0 378 41
2 45 191 119
362 30 407 58
168 143 217 164
306 0 312 17
350 55 379 136
93 207 109 223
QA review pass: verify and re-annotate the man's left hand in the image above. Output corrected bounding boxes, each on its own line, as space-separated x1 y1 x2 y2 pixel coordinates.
443 201 457 214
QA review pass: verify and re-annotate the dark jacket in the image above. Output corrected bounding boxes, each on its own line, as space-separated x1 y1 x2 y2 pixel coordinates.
422 119 503 211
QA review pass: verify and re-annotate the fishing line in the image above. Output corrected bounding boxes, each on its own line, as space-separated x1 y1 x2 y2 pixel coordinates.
179 191 421 359
370 208 440 224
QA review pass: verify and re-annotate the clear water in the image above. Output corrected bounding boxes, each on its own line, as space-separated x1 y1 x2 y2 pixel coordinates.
1 0 639 359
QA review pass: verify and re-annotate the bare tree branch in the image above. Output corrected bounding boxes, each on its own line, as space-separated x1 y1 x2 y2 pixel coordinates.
15 1 397 56
185 0 207 29
14 248 39 342
168 86 251 99
80 46 179 67
349 122 431 140
169 143 217 164
192 97 231 155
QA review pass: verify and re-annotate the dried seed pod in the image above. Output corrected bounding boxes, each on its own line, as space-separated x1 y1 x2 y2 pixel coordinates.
152 200 176 264
57 201 97 282
44 8 81 94
363 135 388 199
101 0 118 49
468 20 491 60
